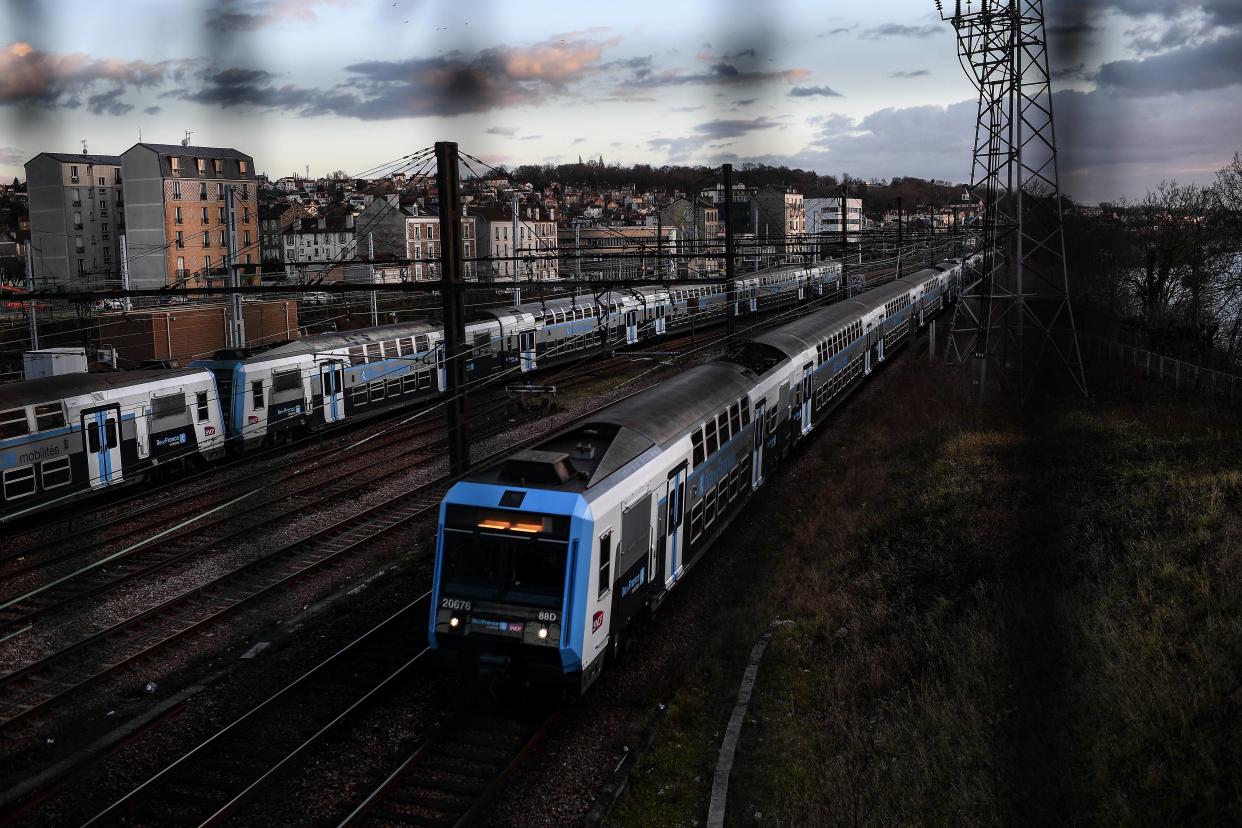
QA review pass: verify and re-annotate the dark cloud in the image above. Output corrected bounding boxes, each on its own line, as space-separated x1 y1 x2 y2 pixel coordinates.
724 48 757 59
734 98 757 106
216 0 351 32
861 23 941 39
0 146 25 165
790 85 843 97
671 105 705 112
889 70 929 78
1095 31 1242 95
572 137 587 144
0 41 190 110
485 125 518 136
693 116 778 139
143 105 161 115
624 61 809 89
168 32 622 120
86 87 132 115
818 25 856 37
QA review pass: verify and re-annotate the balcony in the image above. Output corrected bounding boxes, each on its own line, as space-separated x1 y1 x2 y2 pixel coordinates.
72 200 81 207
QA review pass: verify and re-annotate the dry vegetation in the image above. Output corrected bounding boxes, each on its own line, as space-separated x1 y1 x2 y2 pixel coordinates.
609 361 1242 826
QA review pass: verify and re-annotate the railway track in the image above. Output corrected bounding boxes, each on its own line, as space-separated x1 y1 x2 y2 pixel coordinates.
0 404 517 641
0 476 446 732
338 707 559 828
0 389 507 575
79 598 432 827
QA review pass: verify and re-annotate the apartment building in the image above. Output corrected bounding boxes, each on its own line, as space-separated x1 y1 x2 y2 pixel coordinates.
751 186 807 257
354 195 478 281
25 153 125 288
470 205 557 281
283 214 358 263
121 143 259 289
556 225 677 280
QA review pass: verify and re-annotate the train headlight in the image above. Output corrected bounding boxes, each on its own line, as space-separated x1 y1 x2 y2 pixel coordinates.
449 616 460 628
538 627 548 640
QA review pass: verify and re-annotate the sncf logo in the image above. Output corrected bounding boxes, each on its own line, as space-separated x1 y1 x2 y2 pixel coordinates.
592 611 604 633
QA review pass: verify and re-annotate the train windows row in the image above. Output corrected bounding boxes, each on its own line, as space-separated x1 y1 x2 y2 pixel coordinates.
689 396 751 468
885 294 912 316
1 402 69 440
815 321 863 367
4 455 73 500
347 334 434 367
350 369 433 407
689 452 752 543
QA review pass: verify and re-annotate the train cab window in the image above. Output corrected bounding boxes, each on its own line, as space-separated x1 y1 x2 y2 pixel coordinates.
3 466 35 500
415 334 430 353
598 530 612 599
729 403 742 436
153 393 185 419
366 343 382 362
41 456 72 489
717 412 731 445
251 381 264 411
33 403 66 432
195 390 209 422
705 420 718 455
0 407 29 439
691 429 705 466
272 370 301 394
349 346 366 366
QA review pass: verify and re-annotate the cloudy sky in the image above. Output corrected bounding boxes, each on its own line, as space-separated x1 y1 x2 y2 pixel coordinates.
1 0 1239 203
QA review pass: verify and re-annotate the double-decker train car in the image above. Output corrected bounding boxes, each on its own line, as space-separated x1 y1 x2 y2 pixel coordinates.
0 368 225 520
192 322 444 449
428 268 948 693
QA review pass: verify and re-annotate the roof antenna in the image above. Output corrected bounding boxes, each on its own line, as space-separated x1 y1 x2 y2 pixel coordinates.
181 130 193 147
80 139 88 155
138 124 142 142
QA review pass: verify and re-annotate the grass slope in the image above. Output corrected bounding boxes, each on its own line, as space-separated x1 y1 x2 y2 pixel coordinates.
609 363 1242 827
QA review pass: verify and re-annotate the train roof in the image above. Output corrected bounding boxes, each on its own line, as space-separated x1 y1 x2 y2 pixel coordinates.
0 367 210 409
467 362 756 493
747 299 868 358
207 320 440 363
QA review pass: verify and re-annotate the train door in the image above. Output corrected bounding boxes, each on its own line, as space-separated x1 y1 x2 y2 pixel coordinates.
625 310 638 345
750 285 758 312
663 462 687 585
436 342 447 391
655 304 667 336
519 330 537 372
321 362 344 423
799 364 814 434
752 400 766 489
798 279 805 302
81 405 122 489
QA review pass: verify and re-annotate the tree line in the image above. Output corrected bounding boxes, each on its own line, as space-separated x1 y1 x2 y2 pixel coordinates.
1066 153 1242 369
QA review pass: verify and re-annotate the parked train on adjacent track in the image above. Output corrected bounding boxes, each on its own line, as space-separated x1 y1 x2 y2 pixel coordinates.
428 256 978 694
0 261 852 522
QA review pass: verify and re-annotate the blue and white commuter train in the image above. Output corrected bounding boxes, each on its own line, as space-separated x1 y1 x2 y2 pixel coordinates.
0 257 935 522
427 257 979 693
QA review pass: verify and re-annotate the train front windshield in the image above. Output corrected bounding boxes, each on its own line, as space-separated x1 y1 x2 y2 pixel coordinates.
440 507 571 609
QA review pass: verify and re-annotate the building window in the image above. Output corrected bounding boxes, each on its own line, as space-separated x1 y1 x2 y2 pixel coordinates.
241 184 249 200
239 159 249 174
199 182 208 200
176 255 185 277
75 235 84 252
213 159 222 176
204 254 212 272
217 183 224 200
73 211 82 229
174 206 183 224
78 258 85 273
175 231 184 249
70 165 79 182
72 188 81 205
219 206 226 222
201 206 209 223
242 207 250 223
114 169 122 184
202 231 210 246
172 180 182 199
243 229 251 245
219 230 226 246
98 177 105 187
196 158 205 175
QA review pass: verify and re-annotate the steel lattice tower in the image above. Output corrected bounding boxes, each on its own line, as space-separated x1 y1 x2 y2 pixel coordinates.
940 0 1087 401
